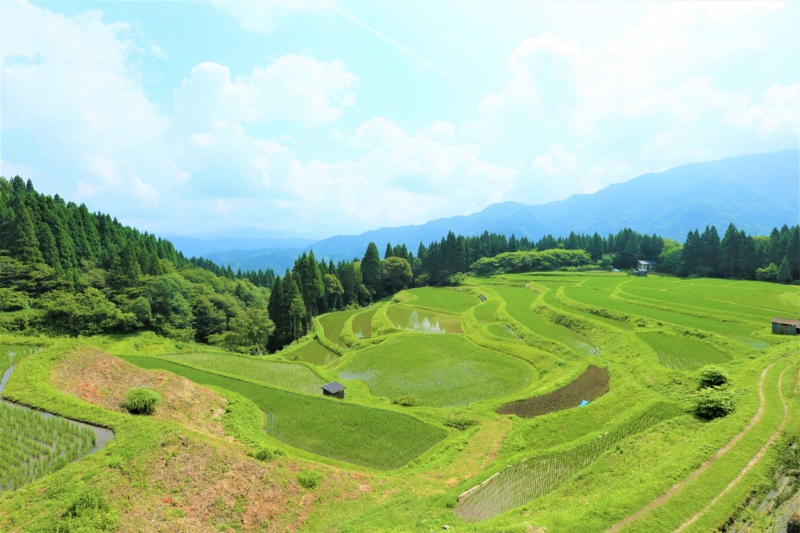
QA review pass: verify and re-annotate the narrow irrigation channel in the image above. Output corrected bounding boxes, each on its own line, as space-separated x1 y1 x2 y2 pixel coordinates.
0 361 114 492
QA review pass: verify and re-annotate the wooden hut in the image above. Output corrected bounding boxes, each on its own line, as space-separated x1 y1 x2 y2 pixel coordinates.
637 260 657 271
772 318 800 335
478 294 487 302
321 381 345 399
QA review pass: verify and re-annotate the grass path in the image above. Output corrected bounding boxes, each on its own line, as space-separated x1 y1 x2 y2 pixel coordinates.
672 361 794 532
605 357 787 533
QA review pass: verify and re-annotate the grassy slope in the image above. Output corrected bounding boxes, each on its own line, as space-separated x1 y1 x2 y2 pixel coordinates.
120 355 446 470
1 275 797 533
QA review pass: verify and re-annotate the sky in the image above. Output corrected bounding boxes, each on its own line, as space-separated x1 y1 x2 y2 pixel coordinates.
1 1 798 240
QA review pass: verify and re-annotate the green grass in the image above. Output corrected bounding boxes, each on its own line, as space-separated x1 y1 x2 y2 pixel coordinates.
339 334 532 407
494 285 596 354
319 309 361 348
120 355 446 469
472 301 498 324
162 352 327 394
455 402 683 522
351 308 377 339
486 324 522 341
404 287 479 313
282 340 338 365
637 331 732 370
563 285 767 348
621 285 769 322
668 281 800 316
385 306 462 334
0 401 96 493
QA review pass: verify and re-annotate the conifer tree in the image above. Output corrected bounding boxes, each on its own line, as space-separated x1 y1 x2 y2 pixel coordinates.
361 242 382 297
8 199 43 264
777 256 793 284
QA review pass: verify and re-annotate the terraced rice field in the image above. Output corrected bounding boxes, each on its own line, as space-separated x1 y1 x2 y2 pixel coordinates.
404 287 479 313
455 402 683 522
497 365 610 418
163 352 327 394
352 308 377 339
472 301 498 324
486 324 522 341
283 340 338 365
494 285 597 354
386 306 462 334
637 332 731 370
120 356 446 469
340 335 532 407
563 286 767 348
319 309 361 348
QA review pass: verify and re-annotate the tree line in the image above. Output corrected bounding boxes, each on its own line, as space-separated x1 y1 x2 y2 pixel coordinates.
659 223 800 283
2 176 796 356
0 177 274 354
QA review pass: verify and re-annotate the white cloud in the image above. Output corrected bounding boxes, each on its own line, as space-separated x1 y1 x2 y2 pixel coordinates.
531 145 579 176
174 56 356 128
212 0 331 34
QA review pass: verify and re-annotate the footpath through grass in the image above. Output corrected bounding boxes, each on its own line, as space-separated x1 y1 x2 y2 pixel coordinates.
120 355 446 469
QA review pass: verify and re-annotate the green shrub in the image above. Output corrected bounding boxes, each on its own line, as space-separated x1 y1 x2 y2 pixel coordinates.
251 447 273 462
443 418 478 431
698 366 729 388
297 471 322 490
122 387 161 415
54 488 119 532
392 394 420 407
692 387 734 419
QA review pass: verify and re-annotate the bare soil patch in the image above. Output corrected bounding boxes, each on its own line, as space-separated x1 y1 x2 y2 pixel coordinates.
496 365 609 418
51 347 228 439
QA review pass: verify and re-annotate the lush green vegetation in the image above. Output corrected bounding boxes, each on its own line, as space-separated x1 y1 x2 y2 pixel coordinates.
281 340 338 366
164 352 327 394
121 387 161 415
385 305 462 334
351 308 377 339
119 355 446 469
319 309 361 348
340 334 532 407
638 331 731 370
0 401 96 492
2 215 799 533
403 287 478 313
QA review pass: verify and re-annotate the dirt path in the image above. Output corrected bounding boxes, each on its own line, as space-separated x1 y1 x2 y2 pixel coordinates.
605 358 784 533
673 361 793 532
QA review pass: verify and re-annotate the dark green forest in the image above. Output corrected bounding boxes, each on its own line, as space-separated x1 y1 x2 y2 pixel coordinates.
1 177 796 356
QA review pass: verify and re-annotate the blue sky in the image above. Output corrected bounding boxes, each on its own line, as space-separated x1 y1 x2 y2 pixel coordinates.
2 1 798 239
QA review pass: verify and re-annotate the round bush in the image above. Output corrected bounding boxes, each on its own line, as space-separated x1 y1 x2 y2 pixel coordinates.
252 447 273 462
122 387 161 415
392 395 420 407
297 470 321 490
698 366 729 388
692 387 734 419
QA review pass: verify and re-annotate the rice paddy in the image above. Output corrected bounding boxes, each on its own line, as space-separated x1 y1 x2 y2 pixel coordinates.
3 271 798 533
163 352 327 394
319 309 361 348
385 306 462 334
282 340 338 365
637 331 732 370
339 334 532 407
120 355 446 469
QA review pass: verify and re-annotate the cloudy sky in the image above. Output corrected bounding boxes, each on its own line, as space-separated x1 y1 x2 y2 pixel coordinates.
2 1 798 239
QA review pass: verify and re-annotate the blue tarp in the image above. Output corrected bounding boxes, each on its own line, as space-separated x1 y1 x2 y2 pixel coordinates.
579 400 590 407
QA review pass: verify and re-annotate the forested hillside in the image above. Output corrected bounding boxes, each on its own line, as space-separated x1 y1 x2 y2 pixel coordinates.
2 176 796 358
0 177 276 352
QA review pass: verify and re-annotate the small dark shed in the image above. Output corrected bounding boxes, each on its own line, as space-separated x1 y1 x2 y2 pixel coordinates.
321 381 345 398
772 318 800 335
478 294 487 302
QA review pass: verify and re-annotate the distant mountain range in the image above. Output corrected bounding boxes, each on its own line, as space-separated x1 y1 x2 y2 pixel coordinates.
170 150 799 272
